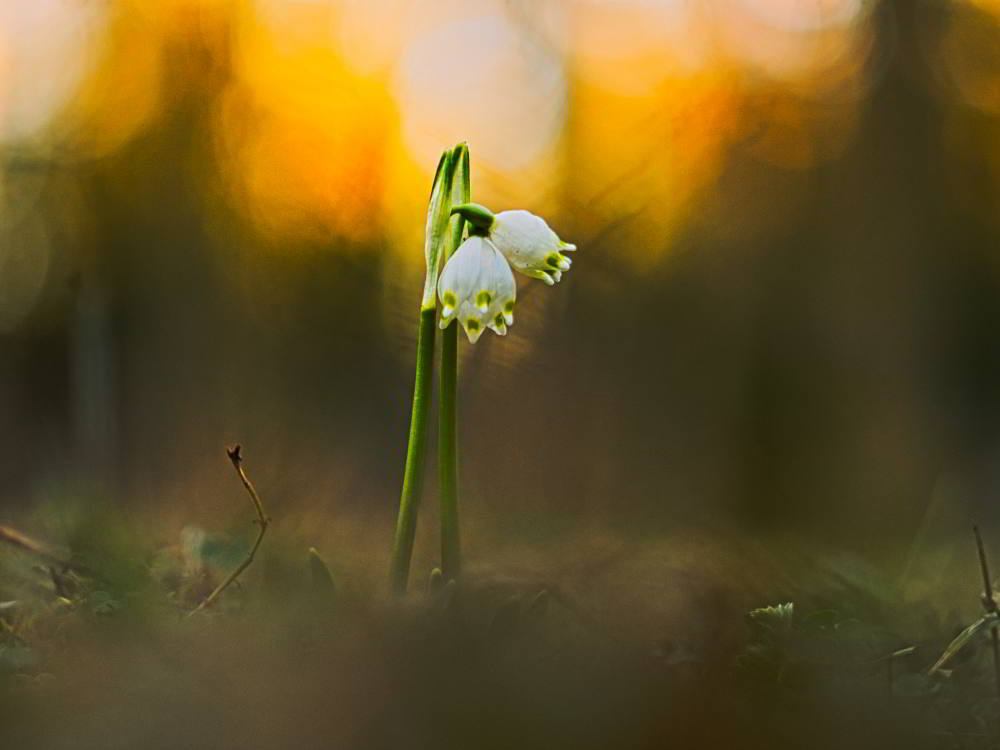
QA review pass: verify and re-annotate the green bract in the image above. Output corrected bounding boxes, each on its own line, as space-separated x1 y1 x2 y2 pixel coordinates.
420 148 462 310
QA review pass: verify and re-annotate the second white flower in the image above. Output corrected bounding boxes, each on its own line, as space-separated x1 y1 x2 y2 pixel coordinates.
438 236 516 343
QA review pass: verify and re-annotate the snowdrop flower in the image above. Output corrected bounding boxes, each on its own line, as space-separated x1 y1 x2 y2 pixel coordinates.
438 235 516 343
452 204 576 286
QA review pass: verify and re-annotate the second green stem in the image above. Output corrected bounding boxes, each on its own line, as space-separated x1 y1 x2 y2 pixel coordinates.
439 147 469 580
439 321 460 578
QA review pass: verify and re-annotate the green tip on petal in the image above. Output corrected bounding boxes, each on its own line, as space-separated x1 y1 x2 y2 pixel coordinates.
450 203 496 233
475 290 492 312
463 318 484 343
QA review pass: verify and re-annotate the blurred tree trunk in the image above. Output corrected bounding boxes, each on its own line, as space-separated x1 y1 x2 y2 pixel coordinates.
71 272 117 491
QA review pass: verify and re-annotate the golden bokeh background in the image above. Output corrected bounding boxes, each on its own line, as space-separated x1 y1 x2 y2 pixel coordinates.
3 0 1000 576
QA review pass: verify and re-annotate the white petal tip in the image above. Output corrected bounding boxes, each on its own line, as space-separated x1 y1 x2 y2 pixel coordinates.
561 242 577 251
462 321 484 343
503 313 514 326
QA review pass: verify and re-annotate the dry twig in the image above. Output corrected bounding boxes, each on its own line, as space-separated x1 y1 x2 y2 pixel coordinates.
0 525 72 569
973 525 1000 697
189 444 271 616
927 529 1000 679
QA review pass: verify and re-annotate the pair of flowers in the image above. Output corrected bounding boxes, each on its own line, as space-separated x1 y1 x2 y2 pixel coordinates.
438 204 576 342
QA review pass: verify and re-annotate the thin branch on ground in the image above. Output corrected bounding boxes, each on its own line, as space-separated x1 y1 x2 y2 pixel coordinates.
0 524 78 571
929 530 1000 678
973 525 1000 697
189 444 271 616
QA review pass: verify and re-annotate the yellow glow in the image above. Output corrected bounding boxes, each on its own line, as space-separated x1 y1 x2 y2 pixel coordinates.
0 0 888 274
733 0 866 32
218 2 395 245
50 2 165 156
569 69 742 268
966 0 1000 15
713 0 872 83
939 6 1000 116
570 0 709 94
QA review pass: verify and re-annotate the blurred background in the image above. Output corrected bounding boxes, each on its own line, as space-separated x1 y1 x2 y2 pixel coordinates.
2 0 1000 581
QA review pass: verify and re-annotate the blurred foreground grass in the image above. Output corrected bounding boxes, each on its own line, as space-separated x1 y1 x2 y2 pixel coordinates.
3 478 1000 749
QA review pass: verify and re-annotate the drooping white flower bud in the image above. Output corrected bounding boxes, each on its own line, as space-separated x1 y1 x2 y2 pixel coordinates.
438 236 516 343
486 210 575 286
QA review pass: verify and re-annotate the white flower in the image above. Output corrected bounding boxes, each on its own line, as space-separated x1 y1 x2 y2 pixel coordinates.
438 236 516 343
487 210 576 286
439 203 576 343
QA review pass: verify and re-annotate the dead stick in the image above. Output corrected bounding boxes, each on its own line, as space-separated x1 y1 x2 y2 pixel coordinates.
973 525 1000 697
189 445 271 615
0 525 78 571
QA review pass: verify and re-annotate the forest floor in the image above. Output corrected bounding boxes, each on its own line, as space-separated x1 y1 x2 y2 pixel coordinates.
1 483 999 749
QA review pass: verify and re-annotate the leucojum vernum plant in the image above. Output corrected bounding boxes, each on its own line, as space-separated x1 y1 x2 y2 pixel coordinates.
389 143 576 595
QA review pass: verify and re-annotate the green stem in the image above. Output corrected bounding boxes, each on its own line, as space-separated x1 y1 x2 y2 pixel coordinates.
388 146 460 596
439 145 470 580
439 322 459 578
388 306 437 595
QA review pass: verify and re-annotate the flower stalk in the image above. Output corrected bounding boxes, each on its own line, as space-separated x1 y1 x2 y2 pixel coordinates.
439 145 469 580
389 147 461 596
